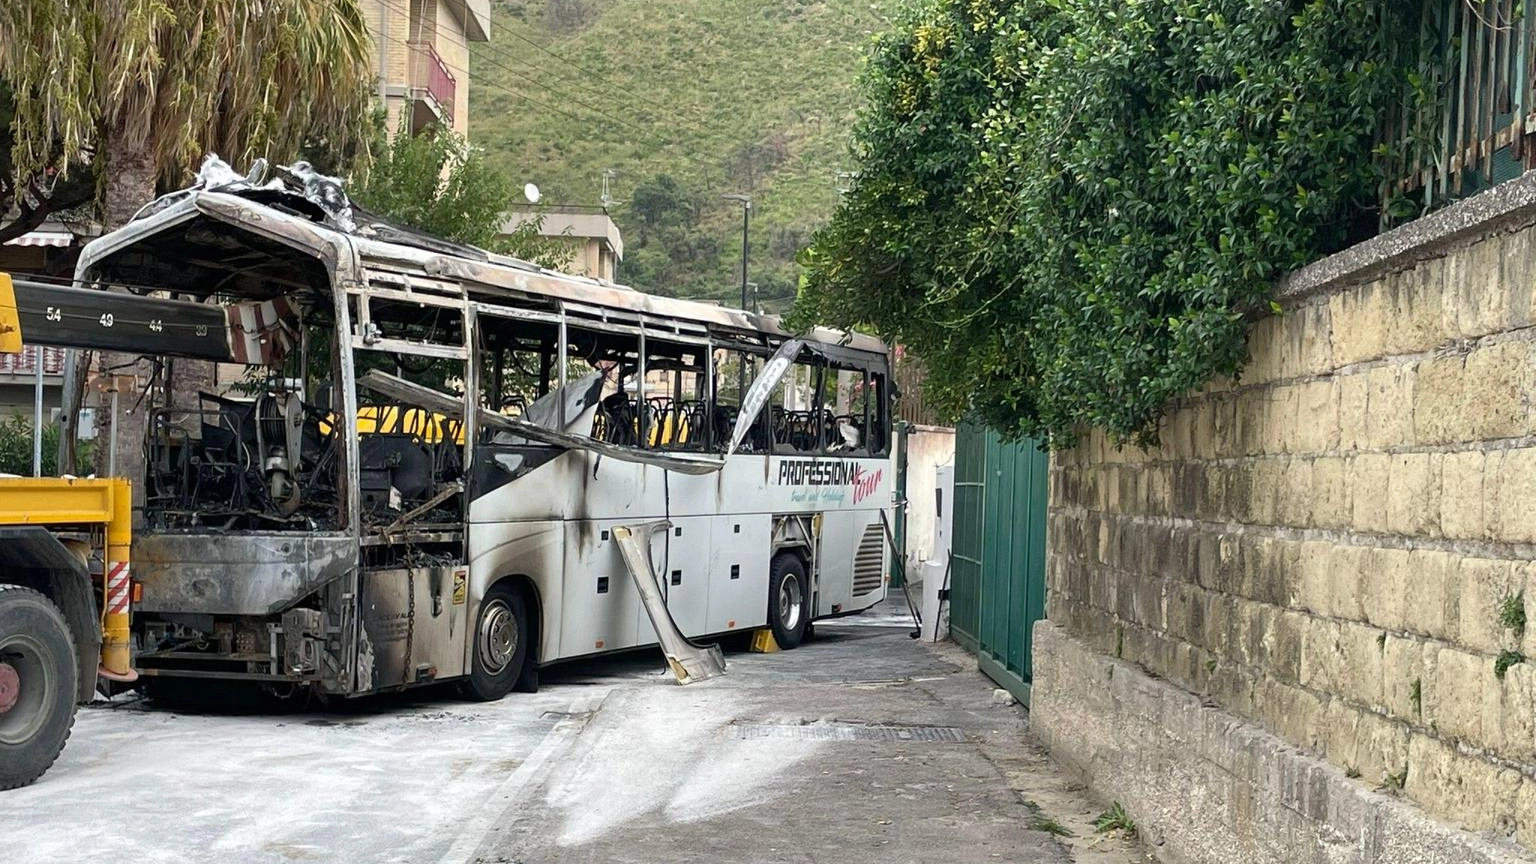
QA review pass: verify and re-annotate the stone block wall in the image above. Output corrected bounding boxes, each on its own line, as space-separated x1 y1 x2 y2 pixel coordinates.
1041 176 1536 857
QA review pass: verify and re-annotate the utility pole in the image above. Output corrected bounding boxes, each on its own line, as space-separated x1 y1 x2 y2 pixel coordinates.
377 2 388 104
31 346 43 476
601 169 622 210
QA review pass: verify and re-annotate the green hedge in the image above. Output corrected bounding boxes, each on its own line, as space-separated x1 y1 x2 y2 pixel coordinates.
794 1 1415 445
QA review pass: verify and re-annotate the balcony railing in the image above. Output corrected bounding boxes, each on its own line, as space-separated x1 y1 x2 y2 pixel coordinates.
407 41 456 125
0 345 65 378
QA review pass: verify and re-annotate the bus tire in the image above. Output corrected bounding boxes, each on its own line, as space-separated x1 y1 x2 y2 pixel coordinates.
0 585 79 791
461 583 529 702
768 554 810 650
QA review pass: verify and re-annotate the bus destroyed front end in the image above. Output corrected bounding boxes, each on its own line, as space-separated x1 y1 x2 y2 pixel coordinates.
130 534 354 688
66 158 470 697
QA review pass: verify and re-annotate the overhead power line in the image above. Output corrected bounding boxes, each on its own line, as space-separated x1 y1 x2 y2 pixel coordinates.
371 25 589 125
368 0 721 172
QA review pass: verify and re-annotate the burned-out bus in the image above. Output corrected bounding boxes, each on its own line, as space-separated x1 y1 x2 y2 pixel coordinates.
57 163 892 700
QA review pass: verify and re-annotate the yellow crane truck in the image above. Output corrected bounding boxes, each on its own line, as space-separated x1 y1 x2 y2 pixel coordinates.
0 273 136 789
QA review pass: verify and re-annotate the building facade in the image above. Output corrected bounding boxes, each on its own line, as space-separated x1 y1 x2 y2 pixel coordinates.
502 205 624 282
359 0 491 137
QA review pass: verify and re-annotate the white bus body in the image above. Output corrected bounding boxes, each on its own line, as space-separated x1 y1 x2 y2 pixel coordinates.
66 177 892 699
469 451 892 666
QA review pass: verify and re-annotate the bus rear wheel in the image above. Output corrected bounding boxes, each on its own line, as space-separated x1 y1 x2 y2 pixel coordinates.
0 586 78 790
460 583 528 702
768 554 810 650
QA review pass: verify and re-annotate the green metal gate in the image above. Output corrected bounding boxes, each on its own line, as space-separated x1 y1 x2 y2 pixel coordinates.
948 422 1050 705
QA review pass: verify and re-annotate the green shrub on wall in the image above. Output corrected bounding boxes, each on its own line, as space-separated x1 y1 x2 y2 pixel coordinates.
0 415 92 477
793 0 1415 445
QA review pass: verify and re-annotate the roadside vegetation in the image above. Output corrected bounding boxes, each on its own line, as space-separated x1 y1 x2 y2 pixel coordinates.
793 1 1421 445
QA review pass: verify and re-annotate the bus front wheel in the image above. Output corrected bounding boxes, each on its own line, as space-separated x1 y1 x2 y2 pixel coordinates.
768 554 809 650
461 583 529 702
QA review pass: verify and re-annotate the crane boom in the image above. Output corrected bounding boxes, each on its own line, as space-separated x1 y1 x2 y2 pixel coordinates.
0 273 253 362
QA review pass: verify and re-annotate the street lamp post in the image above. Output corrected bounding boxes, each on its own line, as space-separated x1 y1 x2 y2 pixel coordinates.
722 193 752 401
722 194 751 313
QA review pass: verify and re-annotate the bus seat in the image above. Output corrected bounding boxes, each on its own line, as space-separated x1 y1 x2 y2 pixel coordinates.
678 400 708 448
358 433 435 510
597 393 640 445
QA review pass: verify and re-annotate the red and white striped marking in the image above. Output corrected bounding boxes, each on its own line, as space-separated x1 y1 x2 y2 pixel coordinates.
106 562 131 614
226 295 298 365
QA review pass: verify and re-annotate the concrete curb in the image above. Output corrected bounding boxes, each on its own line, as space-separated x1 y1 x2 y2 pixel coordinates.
1279 171 1536 303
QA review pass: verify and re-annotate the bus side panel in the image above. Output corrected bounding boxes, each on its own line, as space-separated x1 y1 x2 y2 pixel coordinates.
704 514 771 635
652 515 712 640
814 509 889 617
465 520 565 668
358 566 469 690
815 510 860 615
561 519 642 657
847 510 889 613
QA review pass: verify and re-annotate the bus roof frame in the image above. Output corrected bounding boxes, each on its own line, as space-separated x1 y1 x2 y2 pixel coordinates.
72 189 889 358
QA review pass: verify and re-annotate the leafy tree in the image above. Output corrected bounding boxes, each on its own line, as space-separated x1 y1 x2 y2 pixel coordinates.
0 0 375 230
0 415 93 477
794 0 1417 446
630 174 699 238
0 82 95 246
350 124 573 270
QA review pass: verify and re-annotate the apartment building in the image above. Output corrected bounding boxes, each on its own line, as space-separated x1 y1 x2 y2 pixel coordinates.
360 0 491 137
502 205 625 282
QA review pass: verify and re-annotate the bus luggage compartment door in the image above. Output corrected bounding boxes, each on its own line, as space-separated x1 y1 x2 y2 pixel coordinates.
560 520 642 656
357 566 469 691
705 515 771 635
649 516 710 639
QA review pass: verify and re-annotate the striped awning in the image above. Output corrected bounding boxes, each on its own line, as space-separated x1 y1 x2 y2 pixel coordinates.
4 231 75 248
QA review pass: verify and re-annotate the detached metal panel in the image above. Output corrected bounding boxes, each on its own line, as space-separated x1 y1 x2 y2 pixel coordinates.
948 422 1049 705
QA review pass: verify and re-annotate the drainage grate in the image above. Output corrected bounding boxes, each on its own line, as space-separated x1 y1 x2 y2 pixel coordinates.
731 723 968 743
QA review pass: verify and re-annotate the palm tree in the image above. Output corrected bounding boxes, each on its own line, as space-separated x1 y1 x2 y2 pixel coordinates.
0 0 376 474
1 0 374 226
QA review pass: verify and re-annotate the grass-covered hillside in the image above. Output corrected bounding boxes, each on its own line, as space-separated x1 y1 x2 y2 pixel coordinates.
469 0 886 311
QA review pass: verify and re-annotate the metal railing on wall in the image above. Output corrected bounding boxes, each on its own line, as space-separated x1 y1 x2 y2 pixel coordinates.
893 347 945 428
1385 0 1536 226
0 345 65 377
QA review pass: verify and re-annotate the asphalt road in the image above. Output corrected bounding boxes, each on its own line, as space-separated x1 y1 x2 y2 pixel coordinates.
0 612 1143 864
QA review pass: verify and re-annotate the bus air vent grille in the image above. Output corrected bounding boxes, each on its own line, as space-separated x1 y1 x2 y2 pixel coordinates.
852 523 885 596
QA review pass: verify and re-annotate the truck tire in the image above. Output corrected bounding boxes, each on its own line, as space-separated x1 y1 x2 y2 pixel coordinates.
0 585 79 790
768 553 810 649
459 583 528 702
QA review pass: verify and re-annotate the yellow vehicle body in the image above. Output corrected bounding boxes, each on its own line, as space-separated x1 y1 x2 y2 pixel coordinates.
0 274 139 789
0 271 20 353
0 477 135 679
